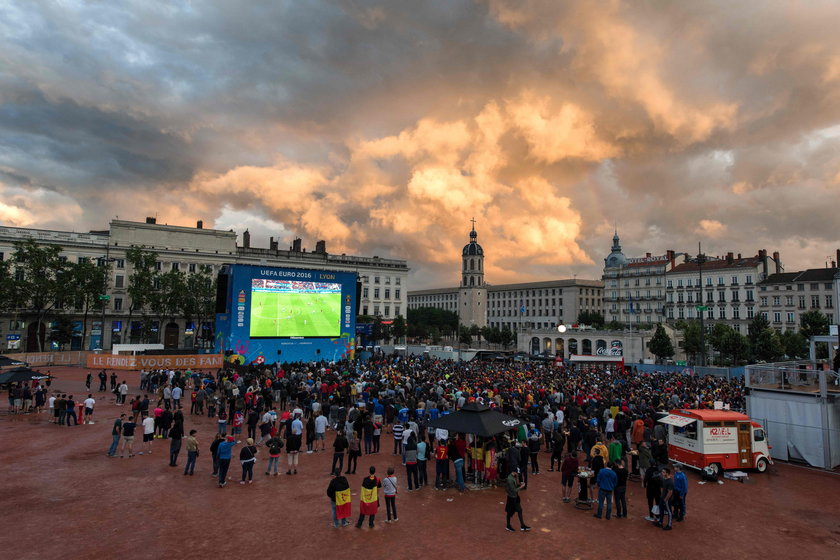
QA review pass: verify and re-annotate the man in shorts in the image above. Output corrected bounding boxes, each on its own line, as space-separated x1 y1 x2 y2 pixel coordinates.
140 414 155 455
120 418 137 457
560 452 579 503
83 394 96 424
314 411 328 451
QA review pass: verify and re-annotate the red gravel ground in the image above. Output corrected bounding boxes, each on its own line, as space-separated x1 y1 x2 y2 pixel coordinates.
1 366 839 560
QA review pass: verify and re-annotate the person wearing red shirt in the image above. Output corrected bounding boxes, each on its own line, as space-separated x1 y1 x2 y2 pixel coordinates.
434 441 449 490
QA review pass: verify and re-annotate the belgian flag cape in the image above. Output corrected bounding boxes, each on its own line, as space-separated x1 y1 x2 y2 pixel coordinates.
359 476 380 515
335 488 351 519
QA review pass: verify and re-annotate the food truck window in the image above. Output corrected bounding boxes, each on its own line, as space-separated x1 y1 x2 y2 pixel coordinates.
704 421 722 427
678 422 698 440
723 421 737 428
739 423 749 432
753 429 765 442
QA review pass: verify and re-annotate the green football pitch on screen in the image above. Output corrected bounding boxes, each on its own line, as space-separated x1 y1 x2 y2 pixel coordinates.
250 290 342 337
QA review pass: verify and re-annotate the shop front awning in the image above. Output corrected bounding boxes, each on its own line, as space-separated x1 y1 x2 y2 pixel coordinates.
657 414 697 428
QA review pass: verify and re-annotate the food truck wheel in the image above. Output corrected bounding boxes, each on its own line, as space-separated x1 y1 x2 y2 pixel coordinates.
756 458 768 473
710 462 722 476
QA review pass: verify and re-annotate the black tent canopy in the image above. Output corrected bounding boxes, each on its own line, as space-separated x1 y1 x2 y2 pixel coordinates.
427 402 521 438
0 367 51 385
0 355 25 368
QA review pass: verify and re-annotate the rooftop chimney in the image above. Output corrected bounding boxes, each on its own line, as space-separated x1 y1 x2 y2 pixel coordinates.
737 253 742 259
759 249 768 277
196 220 203 229
243 229 250 249
292 238 302 252
315 240 326 254
726 252 734 263
145 216 156 224
836 249 840 270
269 236 278 251
666 250 675 268
772 251 781 274
646 252 651 258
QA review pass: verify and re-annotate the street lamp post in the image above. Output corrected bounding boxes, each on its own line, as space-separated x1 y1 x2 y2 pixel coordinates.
692 243 709 367
98 243 116 352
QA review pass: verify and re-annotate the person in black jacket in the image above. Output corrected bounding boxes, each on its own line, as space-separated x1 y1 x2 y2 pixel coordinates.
332 430 349 475
169 422 184 466
643 464 662 521
327 469 351 528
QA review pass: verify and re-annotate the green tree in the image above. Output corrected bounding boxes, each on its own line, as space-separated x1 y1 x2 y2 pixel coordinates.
605 320 624 331
12 239 72 351
151 269 187 343
780 330 808 359
49 316 75 350
500 324 514 348
799 310 829 339
70 259 108 350
391 315 407 342
677 320 704 363
754 327 785 362
182 267 217 348
459 324 472 346
577 311 605 329
747 315 771 358
649 324 674 362
0 259 15 313
124 246 159 343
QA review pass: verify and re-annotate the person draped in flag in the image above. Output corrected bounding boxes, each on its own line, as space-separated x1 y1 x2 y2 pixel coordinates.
356 465 382 528
326 468 351 528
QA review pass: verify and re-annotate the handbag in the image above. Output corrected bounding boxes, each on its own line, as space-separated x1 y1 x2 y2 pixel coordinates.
651 504 660 516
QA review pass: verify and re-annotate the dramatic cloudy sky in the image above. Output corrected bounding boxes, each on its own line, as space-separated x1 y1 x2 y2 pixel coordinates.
1 1 839 288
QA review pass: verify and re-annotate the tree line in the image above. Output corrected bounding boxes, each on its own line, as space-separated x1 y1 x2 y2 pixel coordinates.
0 239 216 351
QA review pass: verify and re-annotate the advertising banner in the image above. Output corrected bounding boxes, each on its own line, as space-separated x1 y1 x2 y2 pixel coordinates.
86 353 224 370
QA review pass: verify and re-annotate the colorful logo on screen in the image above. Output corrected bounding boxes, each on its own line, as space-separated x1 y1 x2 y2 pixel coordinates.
238 290 246 303
345 295 351 304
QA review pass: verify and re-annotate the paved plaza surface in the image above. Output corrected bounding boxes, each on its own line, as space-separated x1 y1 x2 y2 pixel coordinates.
1 367 838 560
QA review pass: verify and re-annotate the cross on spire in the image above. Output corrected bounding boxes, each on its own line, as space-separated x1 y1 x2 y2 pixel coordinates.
470 217 476 231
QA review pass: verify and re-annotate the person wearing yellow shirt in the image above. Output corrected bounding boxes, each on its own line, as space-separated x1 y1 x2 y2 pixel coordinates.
591 440 609 464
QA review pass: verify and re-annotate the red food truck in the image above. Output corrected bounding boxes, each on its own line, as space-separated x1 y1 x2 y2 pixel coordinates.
658 409 772 475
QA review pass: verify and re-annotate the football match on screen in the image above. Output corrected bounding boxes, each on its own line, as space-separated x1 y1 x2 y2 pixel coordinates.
248 279 342 338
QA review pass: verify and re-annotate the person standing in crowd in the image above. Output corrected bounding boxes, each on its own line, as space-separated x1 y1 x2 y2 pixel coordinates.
120 417 137 458
656 467 674 530
98 370 107 392
331 430 348 475
672 464 688 522
416 435 428 488
504 470 531 532
346 430 361 474
593 461 617 520
392 421 404 455
356 466 382 529
643 461 662 521
140 413 155 455
327 468 351 528
216 436 237 487
210 433 224 477
239 438 258 484
85 373 92 391
107 413 124 457
265 432 284 476
184 430 199 476
110 372 117 391
172 384 183 409
65 395 78 426
614 458 629 519
404 433 419 490
560 452 579 503
286 411 303 475
383 466 399 522
118 381 128 405
434 439 449 490
314 411 328 452
169 420 184 467
83 394 96 424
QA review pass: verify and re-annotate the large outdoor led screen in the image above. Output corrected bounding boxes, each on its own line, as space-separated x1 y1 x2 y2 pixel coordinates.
249 279 342 338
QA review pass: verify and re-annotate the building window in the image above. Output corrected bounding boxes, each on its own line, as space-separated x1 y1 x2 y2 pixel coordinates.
718 308 726 319
155 261 162 271
706 277 713 286
826 295 833 309
811 295 820 308
384 289 390 299
747 307 754 319
785 296 793 306
787 312 795 323
773 312 781 323
363 287 369 298
373 306 380 316
772 296 780 306
385 277 391 284
395 305 401 316
115 259 124 269
760 296 768 306
731 276 738 285
733 307 740 319
374 276 380 284
189 263 196 273
374 288 380 299
384 306 390 316
798 296 805 309
115 275 124 288
114 297 123 311
362 305 368 315
172 262 180 271
396 277 401 285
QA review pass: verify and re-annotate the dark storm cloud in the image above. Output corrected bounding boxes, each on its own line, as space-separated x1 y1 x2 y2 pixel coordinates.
0 0 839 287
